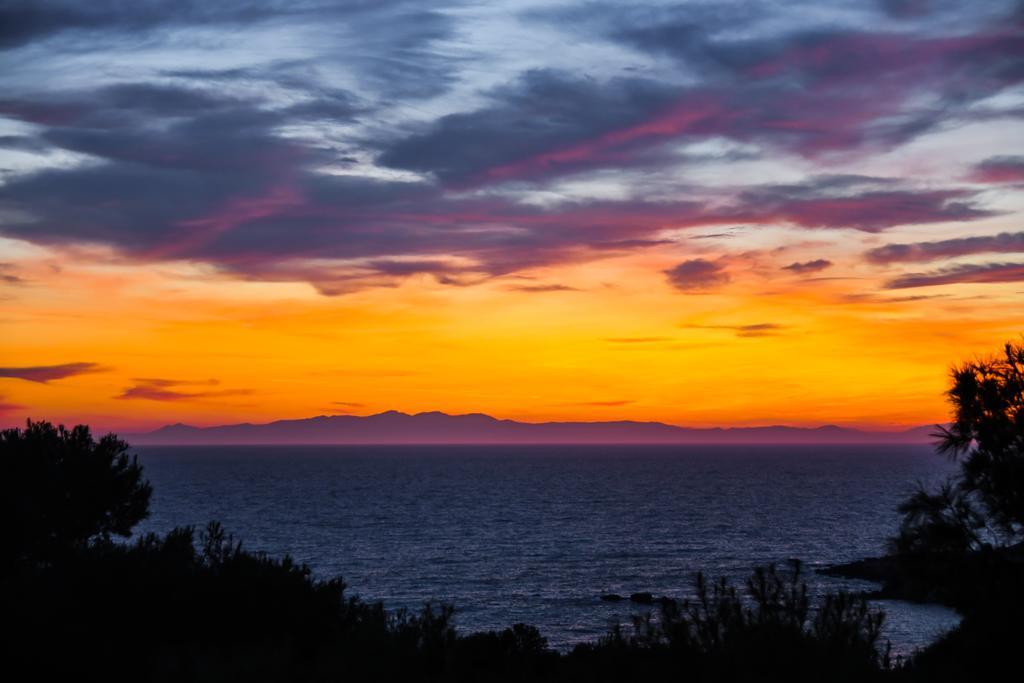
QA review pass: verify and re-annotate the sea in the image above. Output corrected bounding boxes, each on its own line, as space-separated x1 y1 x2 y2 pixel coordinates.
133 444 961 657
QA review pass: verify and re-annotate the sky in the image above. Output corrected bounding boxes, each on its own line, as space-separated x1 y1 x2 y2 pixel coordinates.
1 0 1023 433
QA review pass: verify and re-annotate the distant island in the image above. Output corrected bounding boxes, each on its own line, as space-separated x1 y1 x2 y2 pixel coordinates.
130 410 937 445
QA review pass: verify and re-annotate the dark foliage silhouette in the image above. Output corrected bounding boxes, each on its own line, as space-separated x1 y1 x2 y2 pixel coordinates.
4 403 1019 680
892 341 1024 553
3 521 894 681
890 482 986 555
581 562 889 683
0 419 151 565
845 340 1024 681
0 419 898 681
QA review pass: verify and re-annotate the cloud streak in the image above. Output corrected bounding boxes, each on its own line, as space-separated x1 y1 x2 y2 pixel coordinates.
0 0 1016 296
605 337 672 344
0 395 26 413
380 21 1024 183
866 232 1024 263
0 362 104 383
783 259 833 273
683 323 786 338
970 156 1024 184
664 260 730 292
505 284 579 293
886 262 1024 289
116 378 250 402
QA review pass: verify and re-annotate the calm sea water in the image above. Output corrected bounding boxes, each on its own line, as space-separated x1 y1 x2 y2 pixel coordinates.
134 444 960 655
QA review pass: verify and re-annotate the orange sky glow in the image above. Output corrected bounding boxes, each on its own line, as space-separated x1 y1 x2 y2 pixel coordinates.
2 2 1023 433
3 234 1021 433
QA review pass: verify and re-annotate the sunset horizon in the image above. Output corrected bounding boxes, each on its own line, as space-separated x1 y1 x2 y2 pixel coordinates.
2 2 1023 435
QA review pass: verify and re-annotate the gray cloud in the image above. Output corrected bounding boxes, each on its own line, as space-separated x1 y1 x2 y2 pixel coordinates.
886 262 1024 288
866 232 1024 263
0 1 434 52
0 1 461 106
0 1 276 50
0 2 1016 296
970 155 1024 183
378 69 679 184
0 127 994 294
732 176 993 232
527 4 1024 170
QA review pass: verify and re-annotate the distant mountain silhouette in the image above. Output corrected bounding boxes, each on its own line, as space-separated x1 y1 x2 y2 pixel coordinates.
129 411 939 445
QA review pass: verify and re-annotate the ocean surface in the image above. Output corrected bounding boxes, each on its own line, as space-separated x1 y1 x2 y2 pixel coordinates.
134 444 961 656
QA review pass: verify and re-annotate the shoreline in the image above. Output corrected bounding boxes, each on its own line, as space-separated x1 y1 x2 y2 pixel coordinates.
819 542 1024 610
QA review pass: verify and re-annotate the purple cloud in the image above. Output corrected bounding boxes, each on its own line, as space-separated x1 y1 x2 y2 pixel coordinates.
0 124 994 293
969 156 1024 184
117 378 250 402
0 2 1016 296
0 362 104 383
380 21 1024 184
0 262 25 285
782 259 833 273
0 395 26 413
505 284 579 293
867 232 1024 263
886 262 1024 288
664 260 730 292
733 181 992 232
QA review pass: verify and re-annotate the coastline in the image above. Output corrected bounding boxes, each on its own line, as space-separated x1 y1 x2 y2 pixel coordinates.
820 542 1024 609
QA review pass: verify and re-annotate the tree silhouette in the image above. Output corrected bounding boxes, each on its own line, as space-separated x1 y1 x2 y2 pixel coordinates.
892 341 1024 554
0 419 151 565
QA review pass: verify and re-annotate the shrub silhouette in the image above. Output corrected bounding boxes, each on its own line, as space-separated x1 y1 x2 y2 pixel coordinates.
2 507 896 680
4 520 458 681
890 481 986 555
582 561 889 683
9 417 1005 681
861 341 1024 681
892 341 1024 555
0 419 151 565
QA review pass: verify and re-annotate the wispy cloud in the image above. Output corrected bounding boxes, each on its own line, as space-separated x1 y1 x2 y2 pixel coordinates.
866 232 1024 263
783 259 833 274
0 362 104 383
504 283 579 293
116 378 250 402
330 401 365 412
0 0 1013 295
0 263 26 285
605 337 672 344
664 259 729 292
684 323 786 338
886 262 1024 289
0 394 25 413
969 156 1024 184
